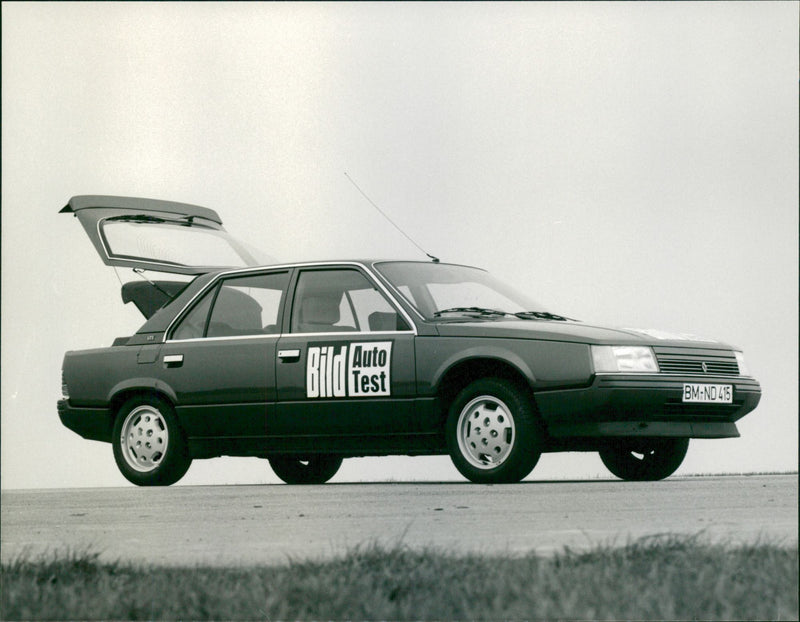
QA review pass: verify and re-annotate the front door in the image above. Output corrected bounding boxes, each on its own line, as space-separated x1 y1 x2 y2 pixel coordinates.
274 266 418 436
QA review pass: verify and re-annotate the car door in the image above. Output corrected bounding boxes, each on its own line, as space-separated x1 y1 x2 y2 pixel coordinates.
274 265 418 436
159 269 290 440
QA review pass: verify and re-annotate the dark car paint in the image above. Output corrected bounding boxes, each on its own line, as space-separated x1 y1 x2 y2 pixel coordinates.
59 259 762 462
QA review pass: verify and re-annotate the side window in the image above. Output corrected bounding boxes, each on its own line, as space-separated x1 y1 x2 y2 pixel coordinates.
291 268 410 333
207 272 289 337
171 271 289 340
172 288 215 340
348 288 409 331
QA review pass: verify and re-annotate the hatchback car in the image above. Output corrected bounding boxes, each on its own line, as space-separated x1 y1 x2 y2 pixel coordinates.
58 195 761 486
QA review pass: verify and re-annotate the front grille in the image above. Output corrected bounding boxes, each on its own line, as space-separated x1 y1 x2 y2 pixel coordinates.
654 348 739 376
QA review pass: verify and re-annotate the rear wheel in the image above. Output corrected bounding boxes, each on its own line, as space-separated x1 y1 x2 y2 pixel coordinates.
446 378 543 484
599 438 689 481
112 396 191 486
269 455 343 484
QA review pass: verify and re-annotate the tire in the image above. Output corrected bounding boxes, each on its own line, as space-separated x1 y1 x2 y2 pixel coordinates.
446 378 543 484
112 396 192 486
269 455 343 485
599 438 689 481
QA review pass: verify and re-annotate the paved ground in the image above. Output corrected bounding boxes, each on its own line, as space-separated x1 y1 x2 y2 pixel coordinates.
1 475 796 566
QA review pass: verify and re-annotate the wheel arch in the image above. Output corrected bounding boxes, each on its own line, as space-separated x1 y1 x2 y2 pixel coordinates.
108 380 179 423
434 354 538 428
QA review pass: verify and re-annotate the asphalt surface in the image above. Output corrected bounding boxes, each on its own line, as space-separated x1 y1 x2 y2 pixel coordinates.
1 475 796 566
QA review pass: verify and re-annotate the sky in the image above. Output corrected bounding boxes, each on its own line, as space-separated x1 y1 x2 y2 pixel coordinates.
2 2 797 489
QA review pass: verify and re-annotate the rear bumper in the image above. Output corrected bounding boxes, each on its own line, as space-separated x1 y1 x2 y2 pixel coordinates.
535 374 761 439
58 399 113 443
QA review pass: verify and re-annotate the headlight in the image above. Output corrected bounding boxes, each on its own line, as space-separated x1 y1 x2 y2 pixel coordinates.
61 369 69 398
734 351 750 376
591 345 659 373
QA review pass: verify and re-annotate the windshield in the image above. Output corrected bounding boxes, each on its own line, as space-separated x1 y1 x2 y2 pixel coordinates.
374 261 544 320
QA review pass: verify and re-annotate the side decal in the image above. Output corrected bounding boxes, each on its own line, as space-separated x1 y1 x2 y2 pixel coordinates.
307 341 392 399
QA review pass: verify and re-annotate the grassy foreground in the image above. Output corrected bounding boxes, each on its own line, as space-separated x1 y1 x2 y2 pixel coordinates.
2 535 797 621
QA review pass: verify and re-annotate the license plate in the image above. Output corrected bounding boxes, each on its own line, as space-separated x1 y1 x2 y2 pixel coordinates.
682 383 733 403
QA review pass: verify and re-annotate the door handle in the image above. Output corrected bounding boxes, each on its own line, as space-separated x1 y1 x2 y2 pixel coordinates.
278 349 301 360
163 354 184 368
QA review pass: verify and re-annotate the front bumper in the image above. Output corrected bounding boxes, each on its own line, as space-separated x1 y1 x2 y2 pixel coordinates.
58 399 113 443
534 374 761 439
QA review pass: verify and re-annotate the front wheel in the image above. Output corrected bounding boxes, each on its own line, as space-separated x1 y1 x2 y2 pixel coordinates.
446 378 543 484
599 438 689 481
269 455 343 484
112 396 192 486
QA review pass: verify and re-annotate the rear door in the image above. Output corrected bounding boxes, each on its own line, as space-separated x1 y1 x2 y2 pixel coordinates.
159 269 290 439
274 265 419 436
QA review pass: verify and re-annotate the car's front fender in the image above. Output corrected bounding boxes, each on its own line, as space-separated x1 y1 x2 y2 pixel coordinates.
415 336 593 395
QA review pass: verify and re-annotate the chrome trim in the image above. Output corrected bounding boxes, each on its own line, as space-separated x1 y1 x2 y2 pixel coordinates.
359 263 418 333
277 262 418 335
95 217 200 271
368 261 428 322
593 372 747 381
61 369 69 398
282 330 414 338
162 261 418 343
95 216 240 273
278 349 301 358
166 333 281 344
163 354 183 363
163 267 292 342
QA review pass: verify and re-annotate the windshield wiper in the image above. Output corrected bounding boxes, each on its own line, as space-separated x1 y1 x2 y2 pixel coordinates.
433 307 512 318
108 214 206 228
108 215 167 224
432 307 576 321
514 311 574 322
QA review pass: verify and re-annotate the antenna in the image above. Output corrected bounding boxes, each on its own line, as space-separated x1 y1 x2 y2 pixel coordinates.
344 172 439 262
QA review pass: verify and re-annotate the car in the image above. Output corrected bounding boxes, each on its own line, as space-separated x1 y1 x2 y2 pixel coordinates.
58 195 762 486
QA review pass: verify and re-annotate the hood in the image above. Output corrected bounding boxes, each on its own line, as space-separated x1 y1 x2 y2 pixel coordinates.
434 318 730 349
61 195 271 276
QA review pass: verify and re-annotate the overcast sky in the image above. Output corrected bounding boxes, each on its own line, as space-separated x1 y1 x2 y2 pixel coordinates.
2 2 797 489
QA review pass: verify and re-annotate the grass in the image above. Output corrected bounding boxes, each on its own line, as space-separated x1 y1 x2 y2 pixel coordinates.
1 535 797 621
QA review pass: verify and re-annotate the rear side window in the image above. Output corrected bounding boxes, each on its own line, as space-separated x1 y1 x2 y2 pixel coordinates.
171 288 214 340
171 271 289 339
